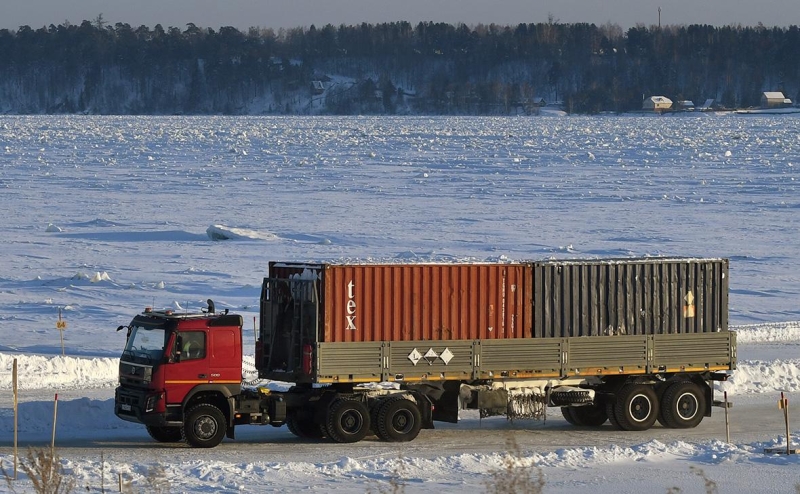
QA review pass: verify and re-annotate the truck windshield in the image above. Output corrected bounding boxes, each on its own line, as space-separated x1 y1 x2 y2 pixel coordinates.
122 325 168 364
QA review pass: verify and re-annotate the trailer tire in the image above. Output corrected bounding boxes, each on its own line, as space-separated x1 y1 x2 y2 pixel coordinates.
660 382 706 429
613 384 659 431
183 403 227 448
326 399 370 443
376 397 422 442
605 400 623 430
146 425 183 443
566 403 608 427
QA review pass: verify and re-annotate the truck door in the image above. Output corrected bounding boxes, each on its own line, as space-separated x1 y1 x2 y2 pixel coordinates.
208 327 241 388
163 330 209 406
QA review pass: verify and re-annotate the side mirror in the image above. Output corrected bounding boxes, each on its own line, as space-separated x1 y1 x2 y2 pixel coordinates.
117 325 132 341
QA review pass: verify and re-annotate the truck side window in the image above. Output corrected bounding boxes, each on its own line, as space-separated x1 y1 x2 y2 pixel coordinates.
181 331 206 360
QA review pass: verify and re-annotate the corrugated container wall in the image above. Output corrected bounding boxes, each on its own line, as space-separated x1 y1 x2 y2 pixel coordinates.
295 264 534 343
531 258 728 337
323 264 533 342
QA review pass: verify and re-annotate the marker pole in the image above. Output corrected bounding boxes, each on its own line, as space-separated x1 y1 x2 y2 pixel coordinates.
782 392 790 455
13 358 18 480
51 393 59 452
724 391 730 444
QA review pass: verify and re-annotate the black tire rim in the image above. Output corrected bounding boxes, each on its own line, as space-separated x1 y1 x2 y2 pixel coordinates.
390 409 414 434
340 409 365 435
675 392 699 420
628 394 653 423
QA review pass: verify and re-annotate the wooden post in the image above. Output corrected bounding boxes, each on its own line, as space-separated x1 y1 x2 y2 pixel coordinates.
51 393 59 452
764 393 796 454
782 392 790 455
57 307 67 356
12 358 18 480
724 391 730 444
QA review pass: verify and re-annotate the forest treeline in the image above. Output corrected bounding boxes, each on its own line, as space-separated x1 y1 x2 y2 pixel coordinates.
0 19 798 114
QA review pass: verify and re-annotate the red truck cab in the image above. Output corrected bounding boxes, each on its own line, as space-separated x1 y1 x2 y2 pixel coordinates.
115 302 243 445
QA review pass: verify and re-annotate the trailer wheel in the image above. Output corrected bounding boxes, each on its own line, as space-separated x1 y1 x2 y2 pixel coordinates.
605 400 623 430
660 382 706 429
565 404 608 427
146 426 183 443
286 415 326 439
376 397 422 442
183 404 227 448
326 399 370 443
613 384 659 431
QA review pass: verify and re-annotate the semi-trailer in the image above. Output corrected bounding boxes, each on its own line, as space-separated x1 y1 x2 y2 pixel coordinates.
115 257 735 447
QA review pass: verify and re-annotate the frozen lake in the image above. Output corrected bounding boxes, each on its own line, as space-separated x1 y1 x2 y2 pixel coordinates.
2 114 800 493
2 114 799 355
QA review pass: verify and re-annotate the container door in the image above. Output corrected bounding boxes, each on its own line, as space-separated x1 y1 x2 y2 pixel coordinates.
258 278 319 379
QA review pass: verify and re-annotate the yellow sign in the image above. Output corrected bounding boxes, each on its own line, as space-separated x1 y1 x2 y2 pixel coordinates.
56 320 67 330
778 398 788 409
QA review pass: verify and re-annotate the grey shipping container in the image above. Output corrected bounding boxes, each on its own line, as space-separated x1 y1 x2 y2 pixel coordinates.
530 257 728 337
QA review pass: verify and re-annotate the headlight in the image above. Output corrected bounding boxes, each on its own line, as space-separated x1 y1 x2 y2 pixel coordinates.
145 393 162 413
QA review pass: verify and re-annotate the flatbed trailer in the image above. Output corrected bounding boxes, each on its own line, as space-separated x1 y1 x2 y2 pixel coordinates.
115 257 735 447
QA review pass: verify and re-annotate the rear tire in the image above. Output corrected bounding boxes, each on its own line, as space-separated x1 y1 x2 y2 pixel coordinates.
606 400 623 430
660 382 706 429
146 425 183 443
286 415 326 439
613 384 659 431
375 397 422 442
326 399 370 443
182 404 227 448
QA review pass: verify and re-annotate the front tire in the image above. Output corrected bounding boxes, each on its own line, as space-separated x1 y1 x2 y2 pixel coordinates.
146 425 183 443
183 404 227 448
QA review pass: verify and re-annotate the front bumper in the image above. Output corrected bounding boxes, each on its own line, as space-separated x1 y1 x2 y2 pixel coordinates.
115 386 174 426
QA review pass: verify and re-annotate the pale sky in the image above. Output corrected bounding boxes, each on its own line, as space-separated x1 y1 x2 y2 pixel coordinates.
2 0 797 32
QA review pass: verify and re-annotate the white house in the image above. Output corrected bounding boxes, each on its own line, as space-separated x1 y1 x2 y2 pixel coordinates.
643 96 673 112
761 92 792 108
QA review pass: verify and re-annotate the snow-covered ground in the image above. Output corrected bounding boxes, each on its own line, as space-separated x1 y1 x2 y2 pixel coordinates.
2 114 800 492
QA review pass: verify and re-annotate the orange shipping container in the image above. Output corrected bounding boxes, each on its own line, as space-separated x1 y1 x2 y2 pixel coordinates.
268 262 533 343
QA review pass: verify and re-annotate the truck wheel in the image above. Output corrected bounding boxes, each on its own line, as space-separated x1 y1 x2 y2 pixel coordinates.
286 415 326 439
183 404 227 448
560 407 579 426
326 399 370 443
613 384 659 431
605 400 623 430
146 425 183 443
568 404 608 427
376 397 422 442
660 382 706 429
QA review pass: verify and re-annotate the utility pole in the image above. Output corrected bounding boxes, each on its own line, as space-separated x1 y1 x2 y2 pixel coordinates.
658 7 661 29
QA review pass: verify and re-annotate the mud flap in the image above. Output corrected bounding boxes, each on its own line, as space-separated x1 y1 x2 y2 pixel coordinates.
406 381 460 423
